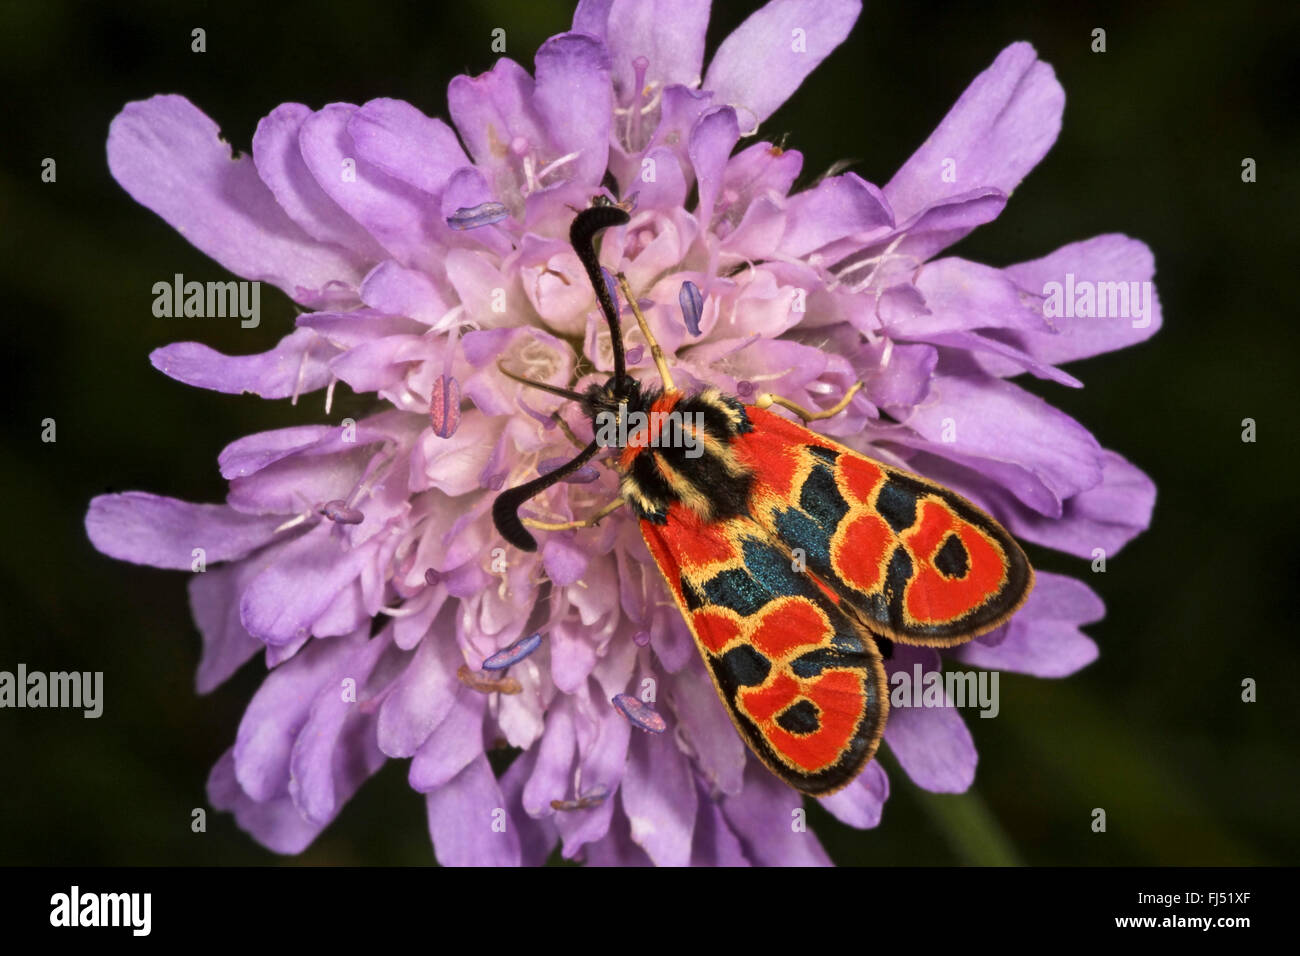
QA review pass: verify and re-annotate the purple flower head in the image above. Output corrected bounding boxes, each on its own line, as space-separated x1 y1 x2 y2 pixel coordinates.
86 0 1157 866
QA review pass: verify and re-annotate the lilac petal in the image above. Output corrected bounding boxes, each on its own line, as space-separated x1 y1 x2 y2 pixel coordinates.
722 139 803 215
632 144 689 209
358 261 451 325
720 762 832 866
207 748 325 854
884 42 1064 230
225 445 369 517
409 689 488 791
908 257 1055 337
901 374 1103 516
703 0 862 130
555 698 631 856
108 95 365 305
298 103 441 272
217 425 334 480
426 754 522 866
533 33 612 186
188 561 264 693
678 280 704 335
688 106 740 227
583 801 655 866
233 629 366 801
621 727 698 866
239 524 381 645
650 604 696 672
150 328 336 399
669 662 747 795
1007 449 1155 557
574 0 709 99
447 58 546 181
86 492 283 570
883 646 977 793
522 704 577 817
376 625 465 758
612 693 667 733
819 761 889 828
446 201 509 230
549 618 599 692
863 341 936 410
252 102 388 261
288 633 391 824
347 98 470 195
497 747 560 865
957 572 1103 677
781 173 893 257
410 414 500 497
690 777 751 865
929 330 1083 388
482 632 544 671
429 374 461 438
1001 235 1162 365
834 189 1007 284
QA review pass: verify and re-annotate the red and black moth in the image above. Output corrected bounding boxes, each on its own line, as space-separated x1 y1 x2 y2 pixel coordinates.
493 201 1034 796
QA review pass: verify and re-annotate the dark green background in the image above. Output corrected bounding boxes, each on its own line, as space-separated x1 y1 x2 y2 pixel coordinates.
1 0 1295 865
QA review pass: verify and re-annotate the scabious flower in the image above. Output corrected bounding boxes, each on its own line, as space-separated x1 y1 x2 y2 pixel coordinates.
86 0 1157 866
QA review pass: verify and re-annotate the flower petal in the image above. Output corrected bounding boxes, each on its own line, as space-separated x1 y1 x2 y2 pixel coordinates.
621 725 698 866
704 0 862 131
252 102 387 260
150 328 337 399
1001 235 1162 365
575 0 710 96
957 572 1103 677
884 42 1063 229
207 748 325 854
108 95 365 304
819 760 888 828
720 761 832 865
883 646 977 793
86 492 282 570
426 754 522 866
533 33 613 186
347 98 471 196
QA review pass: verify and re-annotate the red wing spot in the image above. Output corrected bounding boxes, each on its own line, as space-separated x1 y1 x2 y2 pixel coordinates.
838 455 885 506
740 671 801 723
746 670 865 773
733 431 803 501
833 512 894 594
652 503 737 567
749 598 831 659
903 499 1007 625
691 608 741 654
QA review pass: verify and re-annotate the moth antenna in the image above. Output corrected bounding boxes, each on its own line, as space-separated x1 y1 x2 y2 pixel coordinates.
492 440 602 551
496 361 586 403
570 204 632 386
615 272 675 392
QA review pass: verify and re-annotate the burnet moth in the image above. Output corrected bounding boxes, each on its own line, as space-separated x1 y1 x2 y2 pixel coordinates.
492 200 1034 796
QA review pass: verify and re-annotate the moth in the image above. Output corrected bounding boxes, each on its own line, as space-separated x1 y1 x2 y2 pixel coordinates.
492 201 1034 796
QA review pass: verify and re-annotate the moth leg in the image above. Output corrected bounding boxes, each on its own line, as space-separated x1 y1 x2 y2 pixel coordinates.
615 273 676 391
755 381 864 422
523 497 626 533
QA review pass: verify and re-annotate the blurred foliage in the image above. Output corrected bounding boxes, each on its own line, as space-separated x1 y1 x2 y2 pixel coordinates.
0 0 1296 865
